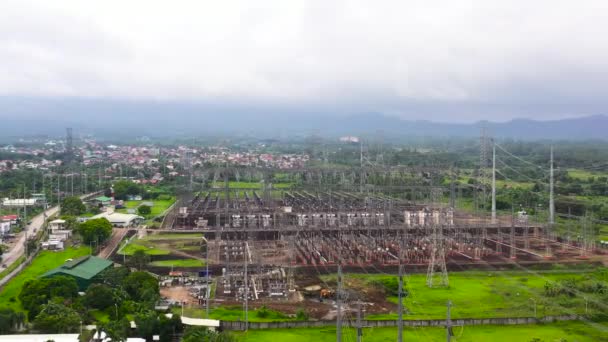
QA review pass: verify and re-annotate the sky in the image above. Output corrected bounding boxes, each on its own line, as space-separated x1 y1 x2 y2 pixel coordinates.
1 0 608 122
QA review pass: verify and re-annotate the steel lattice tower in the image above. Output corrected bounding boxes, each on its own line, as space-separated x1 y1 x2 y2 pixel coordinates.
478 124 490 209
65 127 73 165
426 224 449 288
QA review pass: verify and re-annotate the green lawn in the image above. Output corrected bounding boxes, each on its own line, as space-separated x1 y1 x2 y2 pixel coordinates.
323 269 607 320
116 198 175 218
118 241 170 256
0 247 91 312
149 259 205 267
0 255 25 280
567 168 607 181
235 321 607 342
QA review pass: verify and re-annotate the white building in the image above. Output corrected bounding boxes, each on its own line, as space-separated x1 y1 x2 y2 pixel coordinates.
2 198 37 207
92 212 144 227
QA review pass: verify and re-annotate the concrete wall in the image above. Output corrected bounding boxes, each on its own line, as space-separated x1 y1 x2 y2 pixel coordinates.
220 315 579 331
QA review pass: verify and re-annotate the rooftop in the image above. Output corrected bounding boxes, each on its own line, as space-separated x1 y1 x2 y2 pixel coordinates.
43 255 113 280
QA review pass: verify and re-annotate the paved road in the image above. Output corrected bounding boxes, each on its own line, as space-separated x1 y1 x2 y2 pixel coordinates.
0 192 100 273
1 205 59 269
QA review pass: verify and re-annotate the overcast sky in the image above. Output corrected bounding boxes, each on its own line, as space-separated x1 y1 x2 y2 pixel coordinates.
1 0 608 122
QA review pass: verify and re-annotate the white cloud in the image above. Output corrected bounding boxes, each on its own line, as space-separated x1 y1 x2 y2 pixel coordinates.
1 0 608 120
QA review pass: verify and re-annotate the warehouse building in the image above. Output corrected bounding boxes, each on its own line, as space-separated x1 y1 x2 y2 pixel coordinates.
92 212 144 227
42 255 113 290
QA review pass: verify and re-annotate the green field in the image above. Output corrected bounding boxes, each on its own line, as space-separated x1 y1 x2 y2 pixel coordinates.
118 232 205 256
0 255 25 280
0 247 91 312
567 169 607 181
149 259 205 267
118 240 171 256
322 269 606 320
116 198 175 220
235 321 607 342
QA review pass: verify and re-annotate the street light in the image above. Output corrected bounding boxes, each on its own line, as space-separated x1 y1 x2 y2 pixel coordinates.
584 297 589 315
529 298 537 318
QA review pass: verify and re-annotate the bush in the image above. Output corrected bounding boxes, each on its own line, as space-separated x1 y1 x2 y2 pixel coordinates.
138 205 152 215
256 305 269 318
296 308 309 321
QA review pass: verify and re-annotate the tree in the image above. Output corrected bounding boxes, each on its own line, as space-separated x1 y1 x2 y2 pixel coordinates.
182 326 213 342
129 249 150 270
98 265 131 287
134 310 159 341
78 218 112 244
61 196 86 216
83 284 115 310
62 216 79 230
159 313 182 341
138 205 152 215
122 271 159 303
0 308 25 333
19 276 79 320
99 318 130 342
113 180 142 200
182 327 236 342
33 302 81 333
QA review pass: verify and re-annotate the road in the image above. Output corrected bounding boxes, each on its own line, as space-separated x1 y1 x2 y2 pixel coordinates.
1 205 59 269
0 192 100 273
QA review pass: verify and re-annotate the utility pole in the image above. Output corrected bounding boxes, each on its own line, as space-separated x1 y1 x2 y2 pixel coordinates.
398 235 405 342
491 142 496 224
356 300 363 342
510 205 516 259
336 262 343 342
206 238 210 317
449 169 456 209
398 262 404 341
446 300 453 342
549 146 555 225
57 173 61 207
23 184 27 225
244 243 249 331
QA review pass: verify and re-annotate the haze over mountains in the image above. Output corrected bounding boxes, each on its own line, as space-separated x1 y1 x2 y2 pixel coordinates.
0 97 606 140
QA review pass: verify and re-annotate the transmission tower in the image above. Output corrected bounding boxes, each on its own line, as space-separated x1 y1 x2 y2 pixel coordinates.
549 146 555 225
65 127 74 165
426 224 449 288
478 123 490 209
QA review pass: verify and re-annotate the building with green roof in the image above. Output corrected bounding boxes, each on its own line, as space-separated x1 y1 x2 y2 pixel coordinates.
42 255 113 290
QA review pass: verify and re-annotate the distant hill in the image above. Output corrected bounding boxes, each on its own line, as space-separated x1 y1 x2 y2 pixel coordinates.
0 97 606 140
320 114 608 140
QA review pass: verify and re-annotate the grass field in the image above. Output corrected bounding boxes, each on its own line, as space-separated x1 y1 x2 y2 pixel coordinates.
235 321 607 342
116 198 175 219
322 269 606 320
0 247 91 312
118 240 171 256
567 169 607 181
149 259 205 267
0 255 25 280
118 232 205 256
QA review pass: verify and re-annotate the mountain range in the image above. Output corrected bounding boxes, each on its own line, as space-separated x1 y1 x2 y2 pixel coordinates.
0 97 606 140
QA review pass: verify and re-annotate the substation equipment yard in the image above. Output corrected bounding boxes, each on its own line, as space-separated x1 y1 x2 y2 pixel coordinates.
152 169 601 317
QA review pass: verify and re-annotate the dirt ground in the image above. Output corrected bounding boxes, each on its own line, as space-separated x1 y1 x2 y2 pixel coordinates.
161 285 197 305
